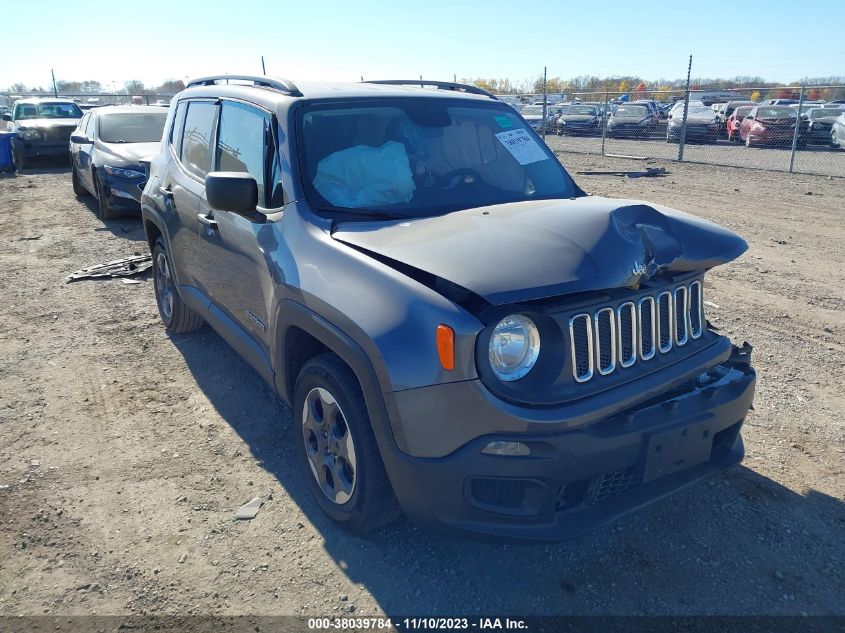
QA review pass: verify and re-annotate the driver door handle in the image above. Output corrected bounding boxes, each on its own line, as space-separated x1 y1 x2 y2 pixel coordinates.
197 213 218 231
158 185 173 199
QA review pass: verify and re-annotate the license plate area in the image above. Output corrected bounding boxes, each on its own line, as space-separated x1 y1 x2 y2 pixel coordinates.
643 420 715 483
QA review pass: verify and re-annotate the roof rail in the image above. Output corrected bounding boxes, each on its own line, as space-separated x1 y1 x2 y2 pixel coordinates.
364 80 498 100
186 74 302 97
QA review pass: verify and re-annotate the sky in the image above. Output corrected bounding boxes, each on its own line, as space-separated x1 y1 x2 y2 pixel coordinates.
5 0 842 91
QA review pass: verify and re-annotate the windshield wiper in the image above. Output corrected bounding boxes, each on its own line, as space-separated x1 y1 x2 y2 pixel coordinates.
332 209 408 221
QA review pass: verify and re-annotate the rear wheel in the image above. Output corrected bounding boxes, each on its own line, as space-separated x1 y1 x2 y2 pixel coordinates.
152 237 203 333
93 171 118 220
294 353 400 533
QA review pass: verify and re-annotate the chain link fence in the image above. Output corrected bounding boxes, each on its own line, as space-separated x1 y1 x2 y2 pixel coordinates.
525 86 845 177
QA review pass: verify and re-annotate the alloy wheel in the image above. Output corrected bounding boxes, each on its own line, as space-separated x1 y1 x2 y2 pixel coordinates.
301 387 357 505
155 251 174 320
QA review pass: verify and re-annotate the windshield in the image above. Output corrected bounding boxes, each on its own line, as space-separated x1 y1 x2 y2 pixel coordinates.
297 100 579 217
15 102 82 120
756 107 796 118
520 106 544 116
614 105 648 117
734 106 754 118
565 105 598 116
809 107 841 119
98 112 168 143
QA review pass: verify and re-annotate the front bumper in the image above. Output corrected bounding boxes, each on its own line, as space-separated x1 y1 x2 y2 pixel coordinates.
13 137 70 159
381 345 755 541
102 173 146 208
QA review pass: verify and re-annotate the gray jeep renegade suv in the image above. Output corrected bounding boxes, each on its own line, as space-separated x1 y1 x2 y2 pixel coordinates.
141 75 755 540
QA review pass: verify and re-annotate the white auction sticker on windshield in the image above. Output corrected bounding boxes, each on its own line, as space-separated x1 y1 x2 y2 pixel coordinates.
495 128 549 165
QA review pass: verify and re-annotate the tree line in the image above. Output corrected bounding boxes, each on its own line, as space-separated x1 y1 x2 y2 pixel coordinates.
5 79 186 96
461 75 845 100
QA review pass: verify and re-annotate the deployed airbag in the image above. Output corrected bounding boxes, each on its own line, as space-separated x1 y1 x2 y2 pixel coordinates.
313 141 415 208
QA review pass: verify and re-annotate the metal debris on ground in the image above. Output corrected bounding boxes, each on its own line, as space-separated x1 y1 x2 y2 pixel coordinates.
234 497 266 521
66 254 152 283
576 167 668 178
19 234 43 240
121 279 142 285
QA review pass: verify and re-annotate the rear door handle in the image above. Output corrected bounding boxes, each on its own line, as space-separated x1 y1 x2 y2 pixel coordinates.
197 213 218 231
158 185 173 198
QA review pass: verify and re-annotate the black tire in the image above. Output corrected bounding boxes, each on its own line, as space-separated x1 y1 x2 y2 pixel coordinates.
294 353 400 533
151 237 204 333
93 171 118 220
12 144 27 171
71 165 89 196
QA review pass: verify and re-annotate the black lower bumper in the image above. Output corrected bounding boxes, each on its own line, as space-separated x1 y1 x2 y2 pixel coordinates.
13 138 69 159
102 173 145 209
383 349 755 541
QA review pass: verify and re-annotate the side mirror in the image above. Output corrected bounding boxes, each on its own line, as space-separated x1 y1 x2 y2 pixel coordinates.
206 171 260 218
70 134 93 144
2 113 11 121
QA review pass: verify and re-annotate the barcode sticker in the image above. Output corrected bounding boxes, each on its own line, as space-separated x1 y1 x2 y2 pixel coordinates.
494 128 548 165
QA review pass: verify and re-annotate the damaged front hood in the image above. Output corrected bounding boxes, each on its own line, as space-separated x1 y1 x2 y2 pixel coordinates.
332 197 748 305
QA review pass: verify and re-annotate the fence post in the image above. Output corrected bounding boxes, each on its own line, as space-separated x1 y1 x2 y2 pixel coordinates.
789 85 805 174
601 91 609 156
678 54 692 162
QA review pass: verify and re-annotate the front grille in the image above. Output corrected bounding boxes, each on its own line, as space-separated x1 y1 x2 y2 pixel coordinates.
568 281 704 383
42 126 74 143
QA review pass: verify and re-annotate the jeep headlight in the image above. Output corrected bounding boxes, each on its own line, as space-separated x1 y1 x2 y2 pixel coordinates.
19 128 42 140
489 315 540 381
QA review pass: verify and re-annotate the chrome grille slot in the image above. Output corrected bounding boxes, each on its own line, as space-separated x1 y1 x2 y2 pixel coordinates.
638 296 656 361
567 281 703 383
674 286 689 346
657 291 673 353
594 307 616 375
569 314 594 382
617 302 637 368
689 281 703 338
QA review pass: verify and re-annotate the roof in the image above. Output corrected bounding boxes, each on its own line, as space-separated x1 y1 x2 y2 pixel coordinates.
89 105 168 115
181 77 495 105
16 97 78 105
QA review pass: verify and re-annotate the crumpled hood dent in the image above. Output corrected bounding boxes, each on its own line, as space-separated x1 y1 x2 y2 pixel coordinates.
332 197 747 306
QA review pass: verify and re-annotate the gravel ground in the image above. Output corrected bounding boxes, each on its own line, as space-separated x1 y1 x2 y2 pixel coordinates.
544 132 845 177
0 155 843 618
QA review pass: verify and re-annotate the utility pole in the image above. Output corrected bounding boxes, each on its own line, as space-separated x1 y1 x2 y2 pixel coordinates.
51 69 58 97
542 66 548 142
261 56 266 75
678 54 692 162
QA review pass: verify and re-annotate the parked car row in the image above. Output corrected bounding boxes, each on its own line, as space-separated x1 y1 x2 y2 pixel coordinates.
532 96 845 150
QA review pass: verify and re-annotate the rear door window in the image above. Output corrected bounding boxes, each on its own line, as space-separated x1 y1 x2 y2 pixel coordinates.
180 101 217 179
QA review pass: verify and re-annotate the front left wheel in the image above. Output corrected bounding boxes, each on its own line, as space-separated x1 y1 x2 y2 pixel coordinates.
294 353 400 534
71 165 89 196
93 171 118 220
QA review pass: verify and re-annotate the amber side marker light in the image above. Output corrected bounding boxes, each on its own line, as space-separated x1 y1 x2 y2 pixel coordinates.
436 324 455 371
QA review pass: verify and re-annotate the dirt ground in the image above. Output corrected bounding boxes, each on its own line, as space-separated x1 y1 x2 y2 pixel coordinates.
0 154 843 619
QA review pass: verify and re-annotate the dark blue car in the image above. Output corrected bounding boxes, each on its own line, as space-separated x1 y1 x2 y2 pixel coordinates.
69 105 168 219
